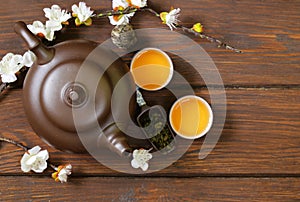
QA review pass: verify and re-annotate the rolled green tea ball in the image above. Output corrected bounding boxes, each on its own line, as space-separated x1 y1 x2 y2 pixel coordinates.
111 24 137 49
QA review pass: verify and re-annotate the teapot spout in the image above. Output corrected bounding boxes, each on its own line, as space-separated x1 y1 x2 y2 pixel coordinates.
98 123 132 158
14 21 54 65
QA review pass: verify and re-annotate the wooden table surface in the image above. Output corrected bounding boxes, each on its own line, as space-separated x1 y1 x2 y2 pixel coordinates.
0 0 300 201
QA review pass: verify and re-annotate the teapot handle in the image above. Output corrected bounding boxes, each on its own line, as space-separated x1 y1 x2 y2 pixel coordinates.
14 21 54 65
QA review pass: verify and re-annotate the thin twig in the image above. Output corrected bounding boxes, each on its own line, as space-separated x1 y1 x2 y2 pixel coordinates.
140 8 160 16
0 82 9 98
96 7 138 17
96 7 159 17
0 137 28 151
49 163 58 171
179 25 242 53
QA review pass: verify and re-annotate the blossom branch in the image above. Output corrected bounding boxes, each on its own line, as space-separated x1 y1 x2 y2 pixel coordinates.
179 25 242 53
96 7 160 18
0 137 55 167
0 136 71 182
95 7 241 53
96 7 138 17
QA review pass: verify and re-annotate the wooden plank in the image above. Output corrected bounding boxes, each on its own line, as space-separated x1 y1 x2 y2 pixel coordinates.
0 88 299 175
0 0 299 85
0 176 299 201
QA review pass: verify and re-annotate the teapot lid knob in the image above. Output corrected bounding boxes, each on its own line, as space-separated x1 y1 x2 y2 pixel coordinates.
14 21 54 65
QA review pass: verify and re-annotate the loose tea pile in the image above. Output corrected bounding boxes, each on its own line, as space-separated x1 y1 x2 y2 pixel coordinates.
138 106 175 154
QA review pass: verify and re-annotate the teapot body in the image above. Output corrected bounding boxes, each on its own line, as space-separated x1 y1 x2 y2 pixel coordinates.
21 36 136 154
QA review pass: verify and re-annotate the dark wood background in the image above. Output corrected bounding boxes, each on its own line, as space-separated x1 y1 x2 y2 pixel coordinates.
0 0 299 201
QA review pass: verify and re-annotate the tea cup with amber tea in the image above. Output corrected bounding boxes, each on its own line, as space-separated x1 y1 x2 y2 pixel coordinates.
130 48 173 91
169 95 213 139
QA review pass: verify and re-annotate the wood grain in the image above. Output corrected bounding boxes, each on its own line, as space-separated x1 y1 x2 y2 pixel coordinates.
0 0 299 200
0 0 299 85
0 88 299 175
0 176 300 201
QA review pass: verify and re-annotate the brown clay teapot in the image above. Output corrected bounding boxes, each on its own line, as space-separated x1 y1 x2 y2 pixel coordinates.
14 21 137 156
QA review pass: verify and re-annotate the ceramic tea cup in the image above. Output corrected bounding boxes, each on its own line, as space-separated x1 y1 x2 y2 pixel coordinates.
130 48 173 91
169 95 213 139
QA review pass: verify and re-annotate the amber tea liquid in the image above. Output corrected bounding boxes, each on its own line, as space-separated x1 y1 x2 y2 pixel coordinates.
170 96 213 139
131 48 173 91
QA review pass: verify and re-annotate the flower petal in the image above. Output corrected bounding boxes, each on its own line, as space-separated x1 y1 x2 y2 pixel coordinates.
58 173 68 183
8 54 23 73
44 4 71 24
28 146 41 155
36 149 49 160
20 153 31 172
131 149 152 171
160 12 168 24
83 18 92 26
192 23 203 33
140 163 149 171
25 155 37 166
108 16 118 25
1 74 17 83
131 159 140 168
164 8 181 31
132 149 139 159
22 51 36 67
52 172 58 179
27 21 47 36
21 163 31 173
44 29 55 41
112 0 129 9
45 20 62 32
72 2 94 25
43 8 51 19
31 160 47 173
131 0 147 8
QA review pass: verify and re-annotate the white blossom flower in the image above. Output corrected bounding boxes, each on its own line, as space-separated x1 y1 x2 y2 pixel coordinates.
0 53 23 83
109 0 135 26
20 146 49 173
45 20 63 32
112 0 129 9
0 51 36 83
160 8 181 31
108 13 134 25
27 21 47 37
130 0 147 8
52 164 72 183
27 21 56 41
43 29 56 41
22 51 36 67
35 5 69 38
43 4 71 31
72 2 94 26
131 149 152 171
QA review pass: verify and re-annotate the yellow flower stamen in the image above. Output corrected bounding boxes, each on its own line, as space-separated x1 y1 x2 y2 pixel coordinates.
84 18 92 26
192 23 203 33
75 18 81 26
112 6 126 23
52 165 64 182
62 21 69 25
52 171 59 181
127 0 133 7
160 12 168 24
